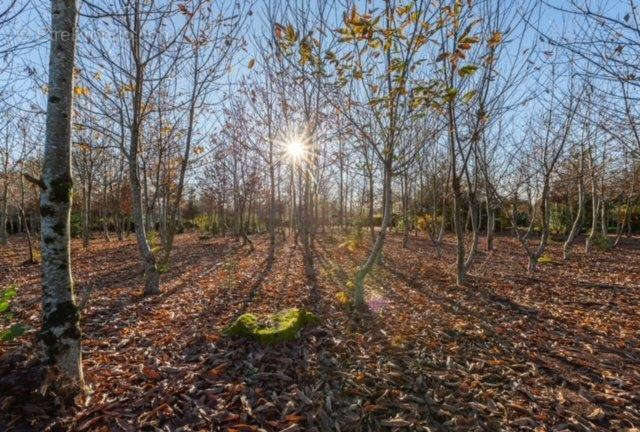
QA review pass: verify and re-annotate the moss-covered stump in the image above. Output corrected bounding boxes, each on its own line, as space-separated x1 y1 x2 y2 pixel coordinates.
223 308 319 344
537 255 553 265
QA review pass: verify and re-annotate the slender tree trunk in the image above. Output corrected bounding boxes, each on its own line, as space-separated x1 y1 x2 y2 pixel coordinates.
0 156 8 245
301 168 314 279
528 191 550 273
403 179 410 248
128 151 159 294
290 167 298 243
19 173 35 263
9 212 14 233
449 131 468 285
485 196 495 251
0 208 6 245
563 171 584 259
268 144 276 257
338 141 345 234
585 187 599 253
128 0 159 295
354 163 392 307
115 154 125 241
39 0 83 385
367 166 374 242
600 201 608 237
82 170 92 248
102 174 111 241
463 194 480 269
451 193 466 285
613 202 626 248
162 52 200 264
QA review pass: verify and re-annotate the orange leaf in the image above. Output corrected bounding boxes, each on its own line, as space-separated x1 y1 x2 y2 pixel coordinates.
142 366 161 380
207 362 229 378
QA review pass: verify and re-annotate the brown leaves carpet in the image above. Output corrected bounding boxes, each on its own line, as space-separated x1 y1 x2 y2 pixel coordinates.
1 231 639 431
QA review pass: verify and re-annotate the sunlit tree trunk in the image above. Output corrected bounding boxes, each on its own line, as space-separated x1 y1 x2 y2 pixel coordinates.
401 173 410 248
527 184 551 273
115 148 125 241
451 177 466 285
128 0 159 295
338 139 345 234
485 184 496 252
268 138 276 256
448 100 474 286
300 167 314 279
564 152 585 259
162 53 199 264
354 163 392 307
600 200 608 237
363 147 375 242
39 0 84 385
82 165 92 248
101 170 111 242
585 153 599 253
0 163 8 245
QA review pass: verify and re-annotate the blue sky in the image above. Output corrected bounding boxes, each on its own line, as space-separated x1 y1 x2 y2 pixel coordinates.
0 0 635 162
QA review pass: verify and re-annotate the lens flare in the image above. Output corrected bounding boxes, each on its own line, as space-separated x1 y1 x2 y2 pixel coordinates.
285 138 305 163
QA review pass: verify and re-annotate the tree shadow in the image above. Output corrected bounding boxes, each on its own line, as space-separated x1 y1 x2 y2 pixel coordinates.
233 251 275 316
377 249 639 428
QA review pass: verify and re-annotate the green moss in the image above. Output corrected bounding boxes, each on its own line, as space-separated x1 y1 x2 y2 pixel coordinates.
537 255 553 265
40 204 56 218
49 174 73 204
40 299 81 359
52 221 66 236
43 300 80 332
593 234 613 251
157 262 170 274
223 308 319 344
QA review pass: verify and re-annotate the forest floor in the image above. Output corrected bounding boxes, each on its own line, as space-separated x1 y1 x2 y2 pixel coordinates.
1 231 639 432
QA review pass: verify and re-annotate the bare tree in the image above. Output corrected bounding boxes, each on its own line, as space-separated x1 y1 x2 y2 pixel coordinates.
512 73 581 272
82 0 203 294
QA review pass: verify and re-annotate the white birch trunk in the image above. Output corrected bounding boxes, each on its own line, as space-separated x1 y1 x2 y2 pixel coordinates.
39 0 83 385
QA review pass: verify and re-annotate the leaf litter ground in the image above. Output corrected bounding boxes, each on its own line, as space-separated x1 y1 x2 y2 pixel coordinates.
0 232 639 431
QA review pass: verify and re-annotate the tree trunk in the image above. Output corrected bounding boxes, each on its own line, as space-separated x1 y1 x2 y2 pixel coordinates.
115 154 125 241
401 173 410 248
19 174 36 263
268 139 276 258
354 164 392 307
527 184 552 273
82 170 92 248
102 174 111 242
368 166 375 242
128 151 159 294
128 0 160 295
585 193 599 253
563 172 584 259
585 154 599 253
600 201 608 237
485 196 495 251
39 0 84 385
338 141 345 234
453 202 464 284
0 159 8 245
463 194 480 270
162 52 200 265
300 168 314 279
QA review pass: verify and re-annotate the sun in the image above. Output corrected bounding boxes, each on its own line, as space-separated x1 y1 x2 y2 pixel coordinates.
285 138 306 163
